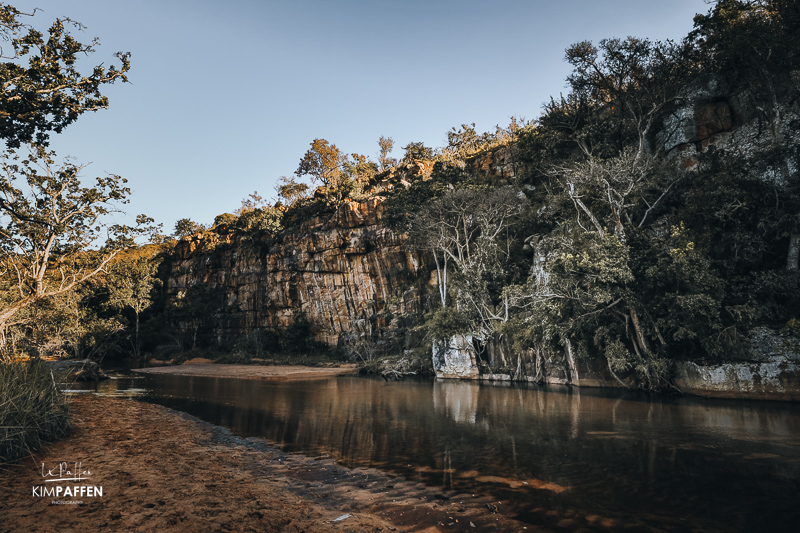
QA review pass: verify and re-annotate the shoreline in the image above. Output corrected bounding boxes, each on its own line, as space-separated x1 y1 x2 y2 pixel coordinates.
133 360 800 401
133 362 361 381
0 395 531 532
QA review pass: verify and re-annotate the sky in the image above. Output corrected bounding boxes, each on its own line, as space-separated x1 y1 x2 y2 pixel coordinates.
18 0 710 233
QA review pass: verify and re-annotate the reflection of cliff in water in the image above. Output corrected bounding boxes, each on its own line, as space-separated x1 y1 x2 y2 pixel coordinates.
433 381 480 425
105 374 800 532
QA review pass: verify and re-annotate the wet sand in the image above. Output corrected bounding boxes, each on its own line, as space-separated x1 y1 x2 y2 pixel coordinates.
133 363 360 381
0 395 535 532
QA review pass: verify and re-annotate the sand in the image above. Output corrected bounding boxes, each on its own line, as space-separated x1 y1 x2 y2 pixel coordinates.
133 363 361 381
0 394 536 532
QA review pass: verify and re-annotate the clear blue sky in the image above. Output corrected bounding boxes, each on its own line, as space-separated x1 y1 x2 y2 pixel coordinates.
21 0 709 232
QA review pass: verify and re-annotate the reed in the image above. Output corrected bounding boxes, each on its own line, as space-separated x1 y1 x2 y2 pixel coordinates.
0 359 71 464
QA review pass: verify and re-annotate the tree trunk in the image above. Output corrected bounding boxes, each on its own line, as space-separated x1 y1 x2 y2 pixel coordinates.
564 338 580 386
433 252 448 306
787 232 800 271
134 310 140 358
629 308 651 356
0 296 37 332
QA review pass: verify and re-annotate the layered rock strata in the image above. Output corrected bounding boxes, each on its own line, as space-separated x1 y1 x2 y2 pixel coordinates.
167 198 429 348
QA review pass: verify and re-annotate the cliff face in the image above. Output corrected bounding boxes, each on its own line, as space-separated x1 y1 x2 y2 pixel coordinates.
167 197 430 349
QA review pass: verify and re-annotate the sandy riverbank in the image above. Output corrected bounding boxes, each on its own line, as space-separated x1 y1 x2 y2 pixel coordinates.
0 395 533 532
133 362 361 381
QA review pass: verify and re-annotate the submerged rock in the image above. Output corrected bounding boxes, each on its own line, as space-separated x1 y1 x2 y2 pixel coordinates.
47 359 109 382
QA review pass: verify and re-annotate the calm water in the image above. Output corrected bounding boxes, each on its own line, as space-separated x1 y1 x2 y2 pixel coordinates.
73 372 800 532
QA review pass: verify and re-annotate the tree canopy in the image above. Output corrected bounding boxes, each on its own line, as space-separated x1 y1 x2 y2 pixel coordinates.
0 4 130 148
0 145 143 327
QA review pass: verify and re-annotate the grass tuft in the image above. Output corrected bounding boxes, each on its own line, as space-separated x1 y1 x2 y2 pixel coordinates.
0 359 72 465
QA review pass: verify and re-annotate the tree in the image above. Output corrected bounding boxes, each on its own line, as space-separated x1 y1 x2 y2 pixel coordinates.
689 0 800 140
173 218 203 238
444 123 496 160
170 284 222 350
0 144 147 329
0 4 131 148
275 175 309 206
106 255 159 358
553 147 680 243
401 141 433 164
408 186 526 334
564 36 689 158
295 138 346 189
236 205 283 235
378 136 396 170
295 138 379 203
342 152 377 189
234 191 269 215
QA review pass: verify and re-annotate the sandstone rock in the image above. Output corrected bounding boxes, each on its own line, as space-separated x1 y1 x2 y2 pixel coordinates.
166 198 428 348
672 328 800 400
673 358 800 400
433 334 480 379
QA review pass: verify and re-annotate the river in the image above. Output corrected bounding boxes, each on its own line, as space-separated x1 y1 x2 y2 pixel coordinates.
72 371 800 532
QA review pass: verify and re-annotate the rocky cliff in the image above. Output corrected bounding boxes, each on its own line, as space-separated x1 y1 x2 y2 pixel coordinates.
167 197 431 351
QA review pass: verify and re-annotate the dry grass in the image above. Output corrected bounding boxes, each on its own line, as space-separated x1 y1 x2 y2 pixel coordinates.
0 359 71 464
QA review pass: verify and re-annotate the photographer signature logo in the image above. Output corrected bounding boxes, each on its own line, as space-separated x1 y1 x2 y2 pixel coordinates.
31 462 104 504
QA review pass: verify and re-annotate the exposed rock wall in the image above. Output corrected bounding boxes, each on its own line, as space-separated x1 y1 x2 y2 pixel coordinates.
167 198 430 348
433 334 628 388
673 328 800 400
432 335 480 379
657 73 800 170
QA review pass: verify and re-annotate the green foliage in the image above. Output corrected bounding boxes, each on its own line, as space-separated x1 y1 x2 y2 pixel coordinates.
279 314 332 355
295 138 380 204
0 359 71 464
106 256 161 357
0 145 153 327
689 0 800 107
382 161 470 231
169 284 224 350
378 136 397 170
275 175 309 207
341 153 378 201
0 287 124 360
594 328 671 390
295 138 352 202
234 191 270 215
0 4 130 148
213 212 238 228
174 218 204 238
400 141 433 163
444 123 497 159
423 306 470 342
235 206 283 236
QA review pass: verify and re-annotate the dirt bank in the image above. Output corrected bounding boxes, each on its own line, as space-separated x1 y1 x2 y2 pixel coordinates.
0 395 535 532
133 363 360 381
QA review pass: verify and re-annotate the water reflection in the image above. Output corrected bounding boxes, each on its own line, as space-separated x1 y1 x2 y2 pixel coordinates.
73 373 800 532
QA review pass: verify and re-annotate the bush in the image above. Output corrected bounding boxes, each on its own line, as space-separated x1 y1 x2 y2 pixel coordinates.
0 360 71 464
423 306 470 341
